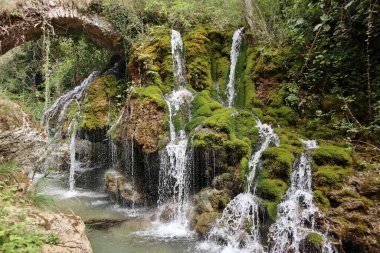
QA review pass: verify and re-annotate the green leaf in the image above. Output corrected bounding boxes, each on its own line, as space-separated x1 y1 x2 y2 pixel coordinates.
323 24 331 32
320 14 329 21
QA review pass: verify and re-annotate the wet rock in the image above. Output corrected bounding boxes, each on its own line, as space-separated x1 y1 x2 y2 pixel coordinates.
159 206 174 223
191 188 229 237
192 212 221 237
85 218 128 230
105 169 144 207
323 173 380 253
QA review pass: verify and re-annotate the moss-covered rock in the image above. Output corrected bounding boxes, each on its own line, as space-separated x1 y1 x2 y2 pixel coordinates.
127 27 173 93
80 74 119 130
301 233 323 253
262 147 295 180
313 165 353 190
312 145 352 166
115 86 167 153
257 178 287 202
184 28 212 91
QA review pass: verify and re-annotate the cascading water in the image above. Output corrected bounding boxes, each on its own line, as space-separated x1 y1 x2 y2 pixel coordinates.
171 30 186 86
68 111 79 191
137 30 195 239
268 140 335 253
226 28 244 108
199 117 279 253
43 71 100 192
158 89 194 222
43 71 100 135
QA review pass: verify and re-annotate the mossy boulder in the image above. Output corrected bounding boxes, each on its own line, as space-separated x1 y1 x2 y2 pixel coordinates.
312 146 352 166
257 179 287 202
80 76 111 130
262 147 295 180
300 233 323 253
192 212 221 237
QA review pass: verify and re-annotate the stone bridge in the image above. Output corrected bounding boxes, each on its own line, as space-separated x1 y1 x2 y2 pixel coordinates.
0 0 122 55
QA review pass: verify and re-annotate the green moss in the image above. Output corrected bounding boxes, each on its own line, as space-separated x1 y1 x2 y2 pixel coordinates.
314 165 352 189
262 147 295 180
184 28 212 91
253 47 294 80
128 27 173 93
80 76 109 130
312 146 352 166
132 86 166 109
257 178 287 201
313 190 330 212
305 233 323 248
342 189 373 207
223 139 251 164
267 106 296 126
233 110 258 145
192 130 227 149
264 200 279 221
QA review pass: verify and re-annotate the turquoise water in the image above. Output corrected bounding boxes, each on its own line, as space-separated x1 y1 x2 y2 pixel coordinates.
39 174 201 253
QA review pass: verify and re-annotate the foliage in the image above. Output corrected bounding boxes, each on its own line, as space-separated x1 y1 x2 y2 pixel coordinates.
0 37 111 121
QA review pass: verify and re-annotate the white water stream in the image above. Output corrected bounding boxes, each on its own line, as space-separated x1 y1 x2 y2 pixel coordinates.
268 140 336 253
226 28 244 108
199 117 279 253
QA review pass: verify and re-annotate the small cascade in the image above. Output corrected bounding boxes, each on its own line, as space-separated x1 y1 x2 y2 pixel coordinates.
43 71 100 192
268 140 335 253
247 119 280 192
171 30 186 86
213 81 224 105
226 28 244 108
158 88 194 223
68 114 78 191
43 71 100 135
201 118 279 252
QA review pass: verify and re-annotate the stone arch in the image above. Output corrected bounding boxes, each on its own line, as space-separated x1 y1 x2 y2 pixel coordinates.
0 0 122 55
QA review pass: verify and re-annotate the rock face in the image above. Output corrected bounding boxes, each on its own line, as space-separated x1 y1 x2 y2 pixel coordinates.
0 98 47 173
325 170 380 253
0 0 121 55
29 208 93 253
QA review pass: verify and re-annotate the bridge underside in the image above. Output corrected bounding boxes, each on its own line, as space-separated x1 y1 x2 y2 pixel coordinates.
0 2 122 55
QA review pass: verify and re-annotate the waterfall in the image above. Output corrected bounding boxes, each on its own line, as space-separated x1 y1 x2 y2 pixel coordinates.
226 28 244 108
171 30 186 86
43 71 100 135
247 119 280 192
158 88 194 222
157 30 194 223
68 112 79 191
43 71 100 192
200 118 279 252
268 140 335 253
